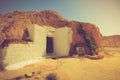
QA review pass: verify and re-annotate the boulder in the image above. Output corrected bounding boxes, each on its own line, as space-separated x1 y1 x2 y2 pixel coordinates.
0 10 103 53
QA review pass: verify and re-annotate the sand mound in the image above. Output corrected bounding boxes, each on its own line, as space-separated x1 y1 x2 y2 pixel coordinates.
0 50 120 80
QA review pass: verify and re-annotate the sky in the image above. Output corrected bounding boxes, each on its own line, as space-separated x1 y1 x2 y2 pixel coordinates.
0 0 120 36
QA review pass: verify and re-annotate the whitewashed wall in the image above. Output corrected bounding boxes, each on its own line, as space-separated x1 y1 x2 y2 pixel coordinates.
1 25 73 67
54 27 73 56
3 24 46 65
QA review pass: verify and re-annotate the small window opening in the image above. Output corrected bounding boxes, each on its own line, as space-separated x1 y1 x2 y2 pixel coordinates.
76 47 85 54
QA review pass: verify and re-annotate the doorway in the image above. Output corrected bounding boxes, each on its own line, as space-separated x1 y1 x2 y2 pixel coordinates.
46 37 54 54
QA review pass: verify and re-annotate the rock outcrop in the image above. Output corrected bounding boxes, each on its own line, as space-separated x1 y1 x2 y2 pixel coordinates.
0 10 103 53
103 35 120 48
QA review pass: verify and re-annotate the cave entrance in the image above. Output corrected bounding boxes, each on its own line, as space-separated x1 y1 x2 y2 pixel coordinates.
46 37 54 54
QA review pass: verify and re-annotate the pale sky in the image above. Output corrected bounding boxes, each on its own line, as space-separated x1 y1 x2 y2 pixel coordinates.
0 0 120 36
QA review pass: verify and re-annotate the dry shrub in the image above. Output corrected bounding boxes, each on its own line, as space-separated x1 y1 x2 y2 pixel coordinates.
46 73 57 80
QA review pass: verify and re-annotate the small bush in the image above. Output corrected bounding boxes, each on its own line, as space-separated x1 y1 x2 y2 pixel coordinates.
78 24 98 55
46 73 57 80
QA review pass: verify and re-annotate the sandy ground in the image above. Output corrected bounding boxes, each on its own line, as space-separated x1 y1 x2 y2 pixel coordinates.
0 48 120 80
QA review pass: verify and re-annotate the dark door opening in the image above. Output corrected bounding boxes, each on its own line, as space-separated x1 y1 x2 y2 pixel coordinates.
46 37 54 53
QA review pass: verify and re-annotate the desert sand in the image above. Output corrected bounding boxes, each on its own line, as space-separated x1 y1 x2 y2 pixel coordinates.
0 48 120 80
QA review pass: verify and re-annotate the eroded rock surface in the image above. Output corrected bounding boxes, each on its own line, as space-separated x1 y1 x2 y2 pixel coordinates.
0 10 103 52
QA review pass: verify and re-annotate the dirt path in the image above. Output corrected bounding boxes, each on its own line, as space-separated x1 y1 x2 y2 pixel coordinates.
0 52 120 80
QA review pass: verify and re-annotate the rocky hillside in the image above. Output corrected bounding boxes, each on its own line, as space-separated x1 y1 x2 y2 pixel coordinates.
103 35 120 48
0 10 103 50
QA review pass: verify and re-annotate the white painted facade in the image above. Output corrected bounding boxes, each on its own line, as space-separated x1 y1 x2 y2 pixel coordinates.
3 24 46 65
0 24 72 69
54 27 72 56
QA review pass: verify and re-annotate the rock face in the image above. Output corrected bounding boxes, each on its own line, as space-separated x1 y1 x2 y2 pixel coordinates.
103 35 120 48
0 10 103 54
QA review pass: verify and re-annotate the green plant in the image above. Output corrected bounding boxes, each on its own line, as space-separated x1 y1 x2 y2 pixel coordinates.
78 23 86 35
78 23 98 55
85 35 98 55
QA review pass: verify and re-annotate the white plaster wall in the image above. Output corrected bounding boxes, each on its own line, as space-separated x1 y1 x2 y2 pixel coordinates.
27 24 46 55
2 25 73 67
4 44 33 65
3 24 46 65
44 26 56 37
54 27 73 56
